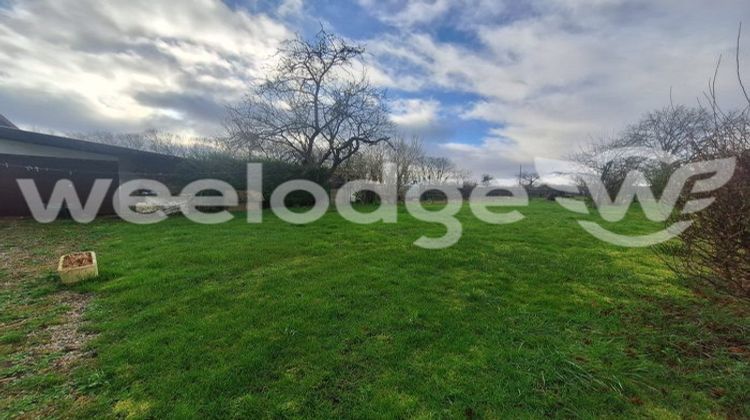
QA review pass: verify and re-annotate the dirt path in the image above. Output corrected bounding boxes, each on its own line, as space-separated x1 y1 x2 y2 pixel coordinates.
0 220 99 416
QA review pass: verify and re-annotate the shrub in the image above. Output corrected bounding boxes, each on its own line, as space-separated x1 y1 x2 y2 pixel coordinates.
659 112 750 299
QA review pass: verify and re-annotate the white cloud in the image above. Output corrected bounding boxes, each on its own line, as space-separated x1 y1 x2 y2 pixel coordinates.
358 0 454 27
277 0 305 18
357 0 508 28
365 0 750 178
439 136 526 181
0 0 292 136
388 98 461 142
390 98 440 129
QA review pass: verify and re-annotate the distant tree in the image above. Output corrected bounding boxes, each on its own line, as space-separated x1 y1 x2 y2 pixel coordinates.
518 170 540 189
336 142 388 182
389 136 424 201
74 129 204 157
480 174 494 186
224 28 392 173
458 179 477 200
571 138 649 201
571 106 713 198
419 156 456 183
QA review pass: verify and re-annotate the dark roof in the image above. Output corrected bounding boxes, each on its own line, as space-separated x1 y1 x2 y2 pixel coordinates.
0 114 18 129
0 126 181 162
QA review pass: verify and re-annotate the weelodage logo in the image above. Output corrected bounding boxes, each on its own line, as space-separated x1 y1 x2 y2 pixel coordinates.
16 151 736 249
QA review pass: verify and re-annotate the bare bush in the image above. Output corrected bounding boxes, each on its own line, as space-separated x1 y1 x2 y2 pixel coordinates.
661 103 750 299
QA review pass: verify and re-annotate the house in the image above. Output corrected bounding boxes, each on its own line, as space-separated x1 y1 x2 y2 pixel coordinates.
0 114 182 217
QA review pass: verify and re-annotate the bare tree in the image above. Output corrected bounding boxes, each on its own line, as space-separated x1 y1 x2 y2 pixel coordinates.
572 138 658 201
622 106 711 161
419 156 456 183
224 29 392 173
388 136 424 201
569 104 715 199
74 129 202 157
518 170 540 189
336 142 388 182
455 169 474 186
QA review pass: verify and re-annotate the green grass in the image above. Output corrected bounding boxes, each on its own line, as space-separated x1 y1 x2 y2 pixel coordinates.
2 200 748 418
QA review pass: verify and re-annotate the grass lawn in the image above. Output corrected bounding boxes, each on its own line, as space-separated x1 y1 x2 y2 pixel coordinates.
1 200 748 418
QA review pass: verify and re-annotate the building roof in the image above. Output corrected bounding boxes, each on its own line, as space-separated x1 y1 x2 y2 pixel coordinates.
0 125 181 162
0 114 18 129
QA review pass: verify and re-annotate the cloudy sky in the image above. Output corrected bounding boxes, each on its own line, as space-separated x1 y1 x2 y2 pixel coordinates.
1 0 749 178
